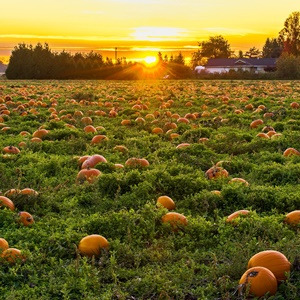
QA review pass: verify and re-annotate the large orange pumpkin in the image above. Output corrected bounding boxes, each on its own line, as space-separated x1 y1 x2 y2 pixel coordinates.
250 119 264 129
285 210 300 226
239 266 277 297
205 166 229 180
157 196 176 210
0 238 9 251
32 129 49 139
247 250 291 281
20 188 38 196
91 135 108 145
226 210 250 223
18 212 34 226
162 212 187 231
81 154 107 169
1 248 25 264
0 196 15 211
78 234 109 257
76 168 101 183
229 178 249 186
283 147 300 157
3 146 20 154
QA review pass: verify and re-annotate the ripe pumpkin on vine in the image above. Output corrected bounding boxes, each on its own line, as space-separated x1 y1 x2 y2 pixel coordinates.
78 234 109 257
18 211 34 226
239 266 277 297
0 196 15 211
157 196 176 210
3 146 20 154
76 168 101 183
1 248 25 264
285 210 300 225
247 250 291 281
162 212 187 231
205 166 229 180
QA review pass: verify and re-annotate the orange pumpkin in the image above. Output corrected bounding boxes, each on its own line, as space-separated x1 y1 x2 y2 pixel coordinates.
285 210 300 226
162 212 187 231
229 178 249 186
121 119 131 126
20 188 38 196
157 196 176 210
0 196 15 211
239 266 277 297
32 129 48 138
76 168 101 183
0 238 9 251
78 234 109 257
81 154 107 169
176 143 190 149
177 117 189 124
226 210 250 223
1 248 25 264
290 102 299 109
256 133 269 139
18 211 34 226
205 166 229 180
250 119 264 129
84 125 97 133
125 158 149 168
152 127 164 134
91 135 108 145
81 116 93 125
31 137 42 143
247 250 291 281
283 148 300 157
3 146 20 154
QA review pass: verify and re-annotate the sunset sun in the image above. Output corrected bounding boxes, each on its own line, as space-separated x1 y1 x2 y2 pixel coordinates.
144 56 157 65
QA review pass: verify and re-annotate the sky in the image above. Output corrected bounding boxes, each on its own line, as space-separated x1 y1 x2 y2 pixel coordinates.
0 0 299 63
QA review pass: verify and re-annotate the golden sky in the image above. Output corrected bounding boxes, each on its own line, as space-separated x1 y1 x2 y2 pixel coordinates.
0 0 299 63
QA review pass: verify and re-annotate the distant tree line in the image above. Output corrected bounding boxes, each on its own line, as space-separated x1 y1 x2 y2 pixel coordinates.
5 43 192 80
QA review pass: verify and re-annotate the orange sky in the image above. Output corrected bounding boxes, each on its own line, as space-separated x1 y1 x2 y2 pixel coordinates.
0 0 299 64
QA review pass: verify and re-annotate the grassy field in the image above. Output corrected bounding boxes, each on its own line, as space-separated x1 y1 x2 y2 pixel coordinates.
0 80 299 299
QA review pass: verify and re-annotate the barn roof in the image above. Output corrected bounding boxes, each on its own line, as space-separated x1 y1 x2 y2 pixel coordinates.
205 58 277 67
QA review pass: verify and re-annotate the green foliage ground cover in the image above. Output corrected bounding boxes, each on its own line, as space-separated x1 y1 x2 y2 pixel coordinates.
0 80 299 299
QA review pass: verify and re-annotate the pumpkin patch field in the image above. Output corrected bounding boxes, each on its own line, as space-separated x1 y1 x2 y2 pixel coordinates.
0 80 299 299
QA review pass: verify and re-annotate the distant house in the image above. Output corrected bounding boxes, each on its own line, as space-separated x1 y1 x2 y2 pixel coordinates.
201 58 277 74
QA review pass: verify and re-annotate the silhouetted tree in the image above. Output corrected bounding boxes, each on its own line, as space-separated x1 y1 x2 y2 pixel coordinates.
244 47 261 58
278 11 300 56
200 35 232 58
262 38 282 58
173 52 185 65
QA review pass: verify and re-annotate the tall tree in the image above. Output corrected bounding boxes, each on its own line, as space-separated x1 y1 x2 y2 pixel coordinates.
278 11 300 56
200 35 232 58
244 47 261 58
262 38 282 58
191 35 232 67
173 52 185 65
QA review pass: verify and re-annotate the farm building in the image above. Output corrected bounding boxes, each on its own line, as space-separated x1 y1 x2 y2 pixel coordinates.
199 58 277 74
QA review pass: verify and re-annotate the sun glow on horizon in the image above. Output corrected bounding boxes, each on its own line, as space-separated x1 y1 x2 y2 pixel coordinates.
144 56 157 65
